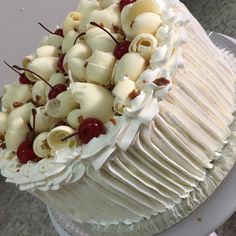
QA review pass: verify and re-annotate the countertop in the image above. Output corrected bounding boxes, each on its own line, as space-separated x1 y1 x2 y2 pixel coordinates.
0 0 236 235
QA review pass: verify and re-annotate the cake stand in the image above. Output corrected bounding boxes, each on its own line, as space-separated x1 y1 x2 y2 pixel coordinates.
47 33 236 236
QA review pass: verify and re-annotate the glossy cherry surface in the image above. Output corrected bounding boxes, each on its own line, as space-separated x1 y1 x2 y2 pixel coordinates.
48 84 67 99
79 118 106 144
17 140 38 164
54 28 64 37
19 74 32 84
114 40 131 59
57 54 66 73
119 0 136 11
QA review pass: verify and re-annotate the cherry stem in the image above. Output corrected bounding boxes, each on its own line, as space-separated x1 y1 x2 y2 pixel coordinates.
90 22 119 45
3 60 23 76
32 108 37 133
61 131 80 142
73 32 86 45
38 22 54 35
12 65 53 89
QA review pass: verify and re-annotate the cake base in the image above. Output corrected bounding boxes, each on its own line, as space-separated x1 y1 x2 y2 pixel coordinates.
47 33 236 236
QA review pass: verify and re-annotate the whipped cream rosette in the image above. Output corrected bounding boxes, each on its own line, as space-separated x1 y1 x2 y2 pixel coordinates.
1 0 236 233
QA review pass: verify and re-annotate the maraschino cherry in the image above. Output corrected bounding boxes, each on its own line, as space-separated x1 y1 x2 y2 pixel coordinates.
12 65 67 99
4 61 33 85
38 22 64 37
17 109 38 164
119 0 136 11
90 22 131 59
61 118 106 144
57 54 66 73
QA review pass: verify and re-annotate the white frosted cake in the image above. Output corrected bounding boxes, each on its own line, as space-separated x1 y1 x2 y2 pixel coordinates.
0 0 236 235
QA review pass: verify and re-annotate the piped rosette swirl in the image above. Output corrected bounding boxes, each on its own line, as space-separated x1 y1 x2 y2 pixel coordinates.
0 0 187 191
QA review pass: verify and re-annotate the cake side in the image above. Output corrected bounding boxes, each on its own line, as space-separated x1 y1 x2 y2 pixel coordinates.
32 2 236 229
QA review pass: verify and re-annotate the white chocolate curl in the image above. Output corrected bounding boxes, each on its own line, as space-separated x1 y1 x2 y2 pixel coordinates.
67 109 84 129
112 77 137 114
70 82 114 122
32 81 47 106
63 11 82 36
0 112 8 133
8 103 35 125
48 34 64 48
62 31 80 53
29 106 58 133
99 0 119 8
25 57 58 82
22 54 36 68
113 53 147 83
85 27 122 53
86 50 116 85
64 42 92 72
33 132 51 158
45 91 78 119
129 33 158 60
47 126 78 152
2 84 32 111
76 0 99 16
36 45 59 58
121 0 162 38
68 58 86 81
80 4 121 32
5 118 29 152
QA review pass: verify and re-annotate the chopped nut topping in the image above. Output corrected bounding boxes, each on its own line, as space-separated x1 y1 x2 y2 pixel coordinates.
13 101 23 108
110 117 117 125
153 77 170 86
104 81 115 91
128 89 141 100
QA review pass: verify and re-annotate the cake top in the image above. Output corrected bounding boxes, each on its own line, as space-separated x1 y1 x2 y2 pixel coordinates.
0 0 187 191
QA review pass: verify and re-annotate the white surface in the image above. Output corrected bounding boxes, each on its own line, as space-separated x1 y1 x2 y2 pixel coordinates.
0 1 235 236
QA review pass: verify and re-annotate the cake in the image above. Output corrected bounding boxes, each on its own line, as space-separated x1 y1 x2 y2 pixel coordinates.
0 0 236 235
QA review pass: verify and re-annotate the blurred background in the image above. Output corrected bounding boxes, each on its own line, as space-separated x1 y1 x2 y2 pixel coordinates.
0 0 236 235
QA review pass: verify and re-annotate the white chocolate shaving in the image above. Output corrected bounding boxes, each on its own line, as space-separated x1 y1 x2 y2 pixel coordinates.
25 57 58 82
62 31 80 53
8 103 35 125
47 126 78 152
45 90 78 119
33 132 51 158
29 106 58 133
86 50 116 85
5 118 29 152
67 109 84 129
0 112 8 133
113 53 147 83
36 45 59 58
129 33 158 60
70 82 114 122
63 11 82 36
68 58 86 81
2 84 32 112
48 34 64 48
32 81 47 106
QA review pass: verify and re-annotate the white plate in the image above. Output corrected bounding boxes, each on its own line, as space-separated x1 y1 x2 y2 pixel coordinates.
0 1 236 236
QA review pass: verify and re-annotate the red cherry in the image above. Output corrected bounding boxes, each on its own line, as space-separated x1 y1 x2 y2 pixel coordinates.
17 140 38 164
114 40 131 60
54 28 64 37
3 61 33 85
48 84 67 99
79 118 106 144
38 23 64 38
90 22 131 60
119 0 136 11
57 54 66 73
19 73 32 84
